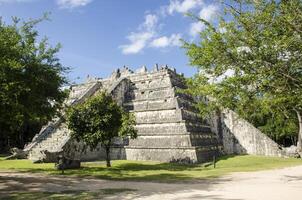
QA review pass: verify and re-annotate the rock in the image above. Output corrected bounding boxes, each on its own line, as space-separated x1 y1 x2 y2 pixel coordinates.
170 156 194 164
55 155 81 170
5 148 28 160
283 145 301 158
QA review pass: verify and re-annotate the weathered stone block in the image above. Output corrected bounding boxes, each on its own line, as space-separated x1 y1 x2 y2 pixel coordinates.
135 109 183 124
124 97 177 111
128 135 192 147
135 123 188 135
55 156 81 170
125 147 199 163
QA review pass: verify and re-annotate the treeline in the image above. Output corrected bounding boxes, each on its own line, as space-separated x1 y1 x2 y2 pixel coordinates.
0 16 68 152
184 0 302 148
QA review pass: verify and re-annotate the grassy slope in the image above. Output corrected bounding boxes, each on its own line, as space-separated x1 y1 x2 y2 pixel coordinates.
1 155 302 182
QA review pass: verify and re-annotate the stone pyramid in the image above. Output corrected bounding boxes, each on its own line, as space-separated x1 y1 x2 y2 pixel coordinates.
25 66 220 163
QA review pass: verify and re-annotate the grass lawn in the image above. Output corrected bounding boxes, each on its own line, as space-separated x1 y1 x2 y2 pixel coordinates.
1 155 302 182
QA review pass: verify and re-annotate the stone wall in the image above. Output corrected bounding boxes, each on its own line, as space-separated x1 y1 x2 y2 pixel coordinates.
210 109 283 157
63 139 126 161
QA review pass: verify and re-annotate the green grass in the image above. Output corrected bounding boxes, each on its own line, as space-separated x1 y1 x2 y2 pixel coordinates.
1 155 302 182
0 188 137 200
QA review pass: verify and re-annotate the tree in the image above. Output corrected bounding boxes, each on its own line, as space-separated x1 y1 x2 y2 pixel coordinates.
183 1 302 149
0 15 68 151
66 92 137 167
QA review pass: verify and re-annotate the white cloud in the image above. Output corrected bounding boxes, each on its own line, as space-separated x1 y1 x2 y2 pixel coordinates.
199 4 219 21
189 4 220 37
189 22 204 37
120 1 218 54
56 0 93 9
120 32 154 55
150 33 182 48
150 36 169 48
141 14 158 31
167 0 203 14
120 12 181 54
120 14 158 55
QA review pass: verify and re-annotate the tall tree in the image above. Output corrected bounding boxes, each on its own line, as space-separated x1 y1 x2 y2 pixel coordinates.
184 0 302 149
66 92 137 167
0 15 68 151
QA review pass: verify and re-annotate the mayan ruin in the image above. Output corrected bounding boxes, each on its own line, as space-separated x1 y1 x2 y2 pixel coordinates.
1 1 302 199
24 65 284 163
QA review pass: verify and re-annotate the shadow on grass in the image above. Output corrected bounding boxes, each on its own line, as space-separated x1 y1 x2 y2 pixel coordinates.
4 154 299 183
92 172 197 182
0 172 238 200
216 154 244 162
18 165 210 183
1 155 242 183
110 162 202 171
0 188 137 200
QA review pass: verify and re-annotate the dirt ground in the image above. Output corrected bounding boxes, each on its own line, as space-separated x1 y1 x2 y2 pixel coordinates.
1 165 302 200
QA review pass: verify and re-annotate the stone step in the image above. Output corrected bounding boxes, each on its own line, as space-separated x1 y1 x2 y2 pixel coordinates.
133 109 204 124
134 109 183 124
124 97 177 111
128 134 218 147
135 122 187 134
134 122 212 135
128 135 192 147
181 109 203 123
28 133 69 157
124 145 218 163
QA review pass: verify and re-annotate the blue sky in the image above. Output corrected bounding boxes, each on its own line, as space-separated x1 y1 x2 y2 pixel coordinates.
0 0 221 83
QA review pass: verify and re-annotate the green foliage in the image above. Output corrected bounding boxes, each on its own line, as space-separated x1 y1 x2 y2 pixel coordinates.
183 0 302 147
119 110 137 139
66 92 137 167
0 15 68 151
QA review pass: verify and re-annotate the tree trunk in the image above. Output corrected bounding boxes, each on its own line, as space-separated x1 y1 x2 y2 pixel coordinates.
105 146 111 167
295 110 302 151
7 137 11 151
19 131 24 149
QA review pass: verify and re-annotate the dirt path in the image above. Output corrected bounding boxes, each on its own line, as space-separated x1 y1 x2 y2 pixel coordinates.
1 165 302 200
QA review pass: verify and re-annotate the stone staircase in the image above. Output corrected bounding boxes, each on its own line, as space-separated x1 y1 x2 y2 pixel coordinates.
27 123 70 161
25 81 102 162
123 68 221 163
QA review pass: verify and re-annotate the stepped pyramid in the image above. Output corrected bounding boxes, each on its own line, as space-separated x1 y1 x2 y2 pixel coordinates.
25 81 102 161
123 66 220 163
25 66 221 163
